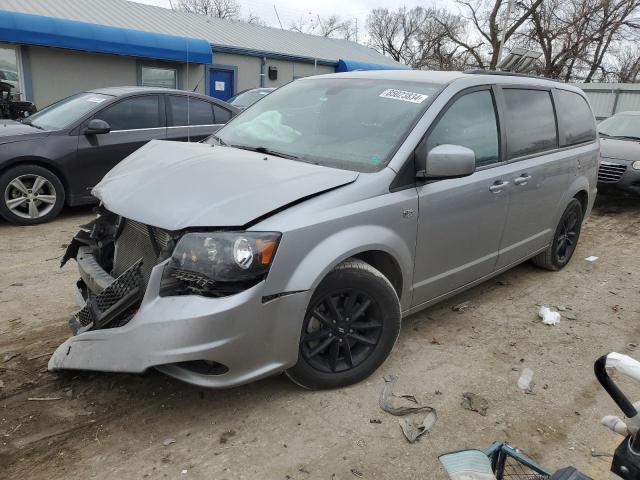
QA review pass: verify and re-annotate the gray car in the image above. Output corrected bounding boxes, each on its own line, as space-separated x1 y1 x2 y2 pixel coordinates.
50 70 599 389
597 111 640 196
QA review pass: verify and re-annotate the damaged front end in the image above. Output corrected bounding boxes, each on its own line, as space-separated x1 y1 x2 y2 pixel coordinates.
61 208 179 335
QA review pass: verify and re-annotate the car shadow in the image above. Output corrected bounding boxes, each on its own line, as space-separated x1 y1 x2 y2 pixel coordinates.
0 204 95 227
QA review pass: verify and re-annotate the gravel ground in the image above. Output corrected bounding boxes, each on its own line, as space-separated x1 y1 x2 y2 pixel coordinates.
1 196 639 480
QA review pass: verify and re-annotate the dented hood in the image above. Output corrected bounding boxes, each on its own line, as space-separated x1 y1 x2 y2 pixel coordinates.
93 140 358 230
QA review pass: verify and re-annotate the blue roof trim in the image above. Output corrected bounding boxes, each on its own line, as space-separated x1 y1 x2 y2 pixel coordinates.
0 10 212 64
336 59 409 72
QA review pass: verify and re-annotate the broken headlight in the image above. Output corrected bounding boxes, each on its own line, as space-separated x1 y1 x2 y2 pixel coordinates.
160 232 281 297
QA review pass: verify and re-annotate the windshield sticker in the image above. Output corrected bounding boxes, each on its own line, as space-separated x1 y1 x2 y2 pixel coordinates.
370 155 382 164
86 97 106 103
379 89 428 104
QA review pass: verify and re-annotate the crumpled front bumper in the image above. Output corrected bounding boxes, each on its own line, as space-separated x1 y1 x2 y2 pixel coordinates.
49 256 310 388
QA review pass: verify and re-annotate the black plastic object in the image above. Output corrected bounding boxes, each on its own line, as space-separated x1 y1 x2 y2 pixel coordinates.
549 467 592 479
594 354 638 418
611 436 640 479
594 353 640 479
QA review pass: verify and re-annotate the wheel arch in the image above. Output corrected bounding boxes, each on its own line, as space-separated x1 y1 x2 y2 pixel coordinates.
573 189 589 217
271 225 413 310
0 157 70 204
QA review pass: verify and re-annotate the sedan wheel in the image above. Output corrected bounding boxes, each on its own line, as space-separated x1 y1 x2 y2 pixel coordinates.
0 165 65 225
4 174 57 220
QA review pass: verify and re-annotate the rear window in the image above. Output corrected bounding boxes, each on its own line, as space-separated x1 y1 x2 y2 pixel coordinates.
167 96 214 126
213 105 232 123
556 90 596 146
503 89 558 159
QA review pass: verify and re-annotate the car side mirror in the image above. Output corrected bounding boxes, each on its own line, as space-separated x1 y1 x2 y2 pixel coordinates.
85 119 111 135
417 144 476 179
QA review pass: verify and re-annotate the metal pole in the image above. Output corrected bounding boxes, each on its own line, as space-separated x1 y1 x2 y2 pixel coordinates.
496 0 514 69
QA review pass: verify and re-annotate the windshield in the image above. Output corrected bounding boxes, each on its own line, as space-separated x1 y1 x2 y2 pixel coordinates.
26 92 112 130
209 78 441 172
229 89 273 108
598 114 640 140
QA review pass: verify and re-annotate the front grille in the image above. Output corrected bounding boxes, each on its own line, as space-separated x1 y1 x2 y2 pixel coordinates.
598 161 627 183
112 218 172 284
75 259 143 330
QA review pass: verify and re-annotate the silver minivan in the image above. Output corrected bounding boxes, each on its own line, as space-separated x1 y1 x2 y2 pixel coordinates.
50 70 599 389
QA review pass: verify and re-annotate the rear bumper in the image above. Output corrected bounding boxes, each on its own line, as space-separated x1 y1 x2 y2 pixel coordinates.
49 254 310 388
598 160 640 196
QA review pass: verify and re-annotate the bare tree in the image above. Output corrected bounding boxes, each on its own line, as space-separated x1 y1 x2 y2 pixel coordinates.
172 0 263 24
516 0 640 81
290 15 355 40
444 0 543 70
366 7 473 70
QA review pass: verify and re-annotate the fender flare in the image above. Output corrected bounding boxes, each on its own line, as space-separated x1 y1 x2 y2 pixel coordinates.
281 224 413 308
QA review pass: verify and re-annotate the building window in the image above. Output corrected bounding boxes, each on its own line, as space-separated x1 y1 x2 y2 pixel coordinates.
140 65 177 89
0 44 23 99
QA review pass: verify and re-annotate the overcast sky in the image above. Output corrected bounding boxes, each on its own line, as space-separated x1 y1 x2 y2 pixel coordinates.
131 0 458 42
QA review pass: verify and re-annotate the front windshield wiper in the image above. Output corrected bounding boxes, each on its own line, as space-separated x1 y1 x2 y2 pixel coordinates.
230 144 299 160
600 133 640 141
20 119 44 130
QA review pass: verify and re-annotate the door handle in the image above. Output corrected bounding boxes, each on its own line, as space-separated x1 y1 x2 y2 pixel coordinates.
514 174 531 186
489 180 509 193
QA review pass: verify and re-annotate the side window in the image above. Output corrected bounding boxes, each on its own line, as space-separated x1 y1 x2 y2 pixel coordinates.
95 96 161 131
503 89 557 159
426 90 500 167
556 90 596 146
167 96 214 126
213 104 232 124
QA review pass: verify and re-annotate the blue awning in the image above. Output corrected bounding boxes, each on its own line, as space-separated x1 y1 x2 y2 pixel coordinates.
336 59 410 73
0 10 212 64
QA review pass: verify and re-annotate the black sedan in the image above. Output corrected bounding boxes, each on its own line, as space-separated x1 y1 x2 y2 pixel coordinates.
0 87 238 224
598 111 640 196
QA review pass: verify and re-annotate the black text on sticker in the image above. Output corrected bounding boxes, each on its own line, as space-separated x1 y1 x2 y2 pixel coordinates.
379 89 428 103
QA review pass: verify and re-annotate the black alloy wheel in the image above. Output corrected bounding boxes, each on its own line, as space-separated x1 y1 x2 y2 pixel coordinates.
286 258 401 390
556 206 580 263
300 288 383 374
531 198 584 271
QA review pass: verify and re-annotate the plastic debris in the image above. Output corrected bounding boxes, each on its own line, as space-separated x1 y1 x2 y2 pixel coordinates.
379 375 437 443
3 352 18 363
585 256 599 262
162 438 176 446
461 392 488 416
380 376 433 416
517 368 534 392
399 410 437 443
538 306 561 325
452 301 475 312
28 397 62 401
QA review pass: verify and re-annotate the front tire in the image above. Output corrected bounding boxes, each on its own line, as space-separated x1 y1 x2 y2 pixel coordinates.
531 198 583 271
286 258 401 390
0 164 65 225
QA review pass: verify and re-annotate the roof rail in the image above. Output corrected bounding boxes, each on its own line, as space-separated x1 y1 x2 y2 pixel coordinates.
464 69 560 82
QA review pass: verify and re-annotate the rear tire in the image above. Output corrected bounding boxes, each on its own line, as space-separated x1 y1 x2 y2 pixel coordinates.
0 164 65 225
286 258 401 390
531 198 583 271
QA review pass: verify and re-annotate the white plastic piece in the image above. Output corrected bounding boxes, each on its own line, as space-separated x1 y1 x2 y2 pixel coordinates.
585 256 599 262
517 368 534 391
605 352 640 382
602 415 631 436
538 306 561 325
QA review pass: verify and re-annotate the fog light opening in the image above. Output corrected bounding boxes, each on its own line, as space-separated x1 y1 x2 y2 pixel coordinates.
175 360 229 376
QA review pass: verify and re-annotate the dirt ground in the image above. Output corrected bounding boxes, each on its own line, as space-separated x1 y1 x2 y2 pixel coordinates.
1 196 639 480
